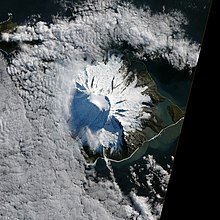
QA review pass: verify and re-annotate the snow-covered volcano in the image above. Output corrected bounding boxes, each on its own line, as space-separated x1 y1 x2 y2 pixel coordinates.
1 0 199 161
70 84 123 157
0 0 207 218
68 54 151 159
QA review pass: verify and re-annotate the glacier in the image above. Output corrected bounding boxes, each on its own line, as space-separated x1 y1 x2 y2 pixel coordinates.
0 0 202 218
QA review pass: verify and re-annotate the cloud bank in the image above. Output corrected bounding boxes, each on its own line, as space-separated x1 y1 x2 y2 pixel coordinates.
0 0 200 219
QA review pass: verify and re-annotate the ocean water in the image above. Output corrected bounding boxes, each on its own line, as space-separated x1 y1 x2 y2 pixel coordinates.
0 0 61 23
2 0 199 121
0 0 211 218
126 0 211 42
145 58 193 108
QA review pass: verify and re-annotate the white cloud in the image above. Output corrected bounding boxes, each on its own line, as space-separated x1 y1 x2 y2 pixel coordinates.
130 191 156 220
2 0 200 70
0 0 198 219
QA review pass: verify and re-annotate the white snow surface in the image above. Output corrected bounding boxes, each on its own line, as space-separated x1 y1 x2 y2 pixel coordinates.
0 0 199 218
66 54 151 155
88 94 110 111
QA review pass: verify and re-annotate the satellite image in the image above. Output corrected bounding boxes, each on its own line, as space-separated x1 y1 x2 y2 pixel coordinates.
0 0 212 219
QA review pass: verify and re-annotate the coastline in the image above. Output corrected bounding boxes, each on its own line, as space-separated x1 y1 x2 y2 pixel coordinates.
88 117 184 169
